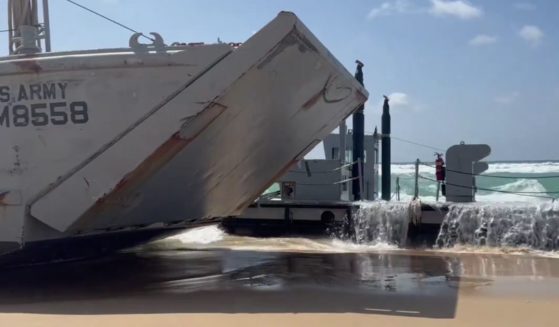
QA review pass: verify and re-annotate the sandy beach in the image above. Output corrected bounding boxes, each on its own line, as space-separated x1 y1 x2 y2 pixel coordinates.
0 245 557 327
0 297 556 327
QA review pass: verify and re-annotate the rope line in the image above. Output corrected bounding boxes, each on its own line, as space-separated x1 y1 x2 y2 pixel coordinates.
388 136 559 180
391 136 445 152
418 175 557 200
419 162 559 179
288 159 361 175
333 159 362 171
64 0 155 41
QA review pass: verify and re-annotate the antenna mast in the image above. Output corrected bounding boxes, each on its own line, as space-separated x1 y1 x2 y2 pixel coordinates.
7 0 52 55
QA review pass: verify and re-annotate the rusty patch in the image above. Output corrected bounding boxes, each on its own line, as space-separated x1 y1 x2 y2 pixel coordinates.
114 108 223 196
94 132 189 207
302 75 353 110
302 89 323 110
13 59 42 74
85 104 226 222
257 29 318 71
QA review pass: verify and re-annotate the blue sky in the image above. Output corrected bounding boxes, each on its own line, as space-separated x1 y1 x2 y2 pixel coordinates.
1 0 558 162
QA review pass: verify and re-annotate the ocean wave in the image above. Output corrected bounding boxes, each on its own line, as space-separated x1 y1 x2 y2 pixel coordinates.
389 162 559 203
486 162 559 174
389 162 559 175
386 164 434 175
491 179 547 194
474 179 551 203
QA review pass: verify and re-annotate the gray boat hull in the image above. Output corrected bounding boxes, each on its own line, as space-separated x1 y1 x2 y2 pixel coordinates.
0 12 367 259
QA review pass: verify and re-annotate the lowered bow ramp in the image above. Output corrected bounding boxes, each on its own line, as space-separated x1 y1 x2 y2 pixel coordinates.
29 12 367 235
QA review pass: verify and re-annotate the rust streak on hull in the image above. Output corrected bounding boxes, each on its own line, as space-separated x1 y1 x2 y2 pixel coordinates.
302 90 323 110
94 106 226 208
12 60 43 74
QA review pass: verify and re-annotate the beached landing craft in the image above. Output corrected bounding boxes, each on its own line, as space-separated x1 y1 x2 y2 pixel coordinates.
0 0 367 264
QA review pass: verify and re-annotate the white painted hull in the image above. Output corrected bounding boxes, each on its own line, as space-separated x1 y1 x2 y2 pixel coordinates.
0 12 367 257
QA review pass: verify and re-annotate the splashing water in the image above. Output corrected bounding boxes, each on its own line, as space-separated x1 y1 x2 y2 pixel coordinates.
436 201 559 251
143 222 401 254
168 224 225 244
142 160 559 257
351 201 410 247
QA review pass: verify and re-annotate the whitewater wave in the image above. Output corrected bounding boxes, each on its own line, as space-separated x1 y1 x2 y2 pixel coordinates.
474 179 551 203
474 193 548 203
388 164 437 176
143 221 559 260
167 224 225 244
493 179 547 193
145 223 559 259
395 181 552 203
141 186 559 259
486 162 559 174
390 162 559 175
142 225 399 254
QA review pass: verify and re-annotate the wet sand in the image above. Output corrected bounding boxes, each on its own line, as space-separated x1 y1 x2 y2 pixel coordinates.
0 247 558 326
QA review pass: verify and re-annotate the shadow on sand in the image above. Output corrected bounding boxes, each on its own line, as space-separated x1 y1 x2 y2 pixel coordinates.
0 250 466 318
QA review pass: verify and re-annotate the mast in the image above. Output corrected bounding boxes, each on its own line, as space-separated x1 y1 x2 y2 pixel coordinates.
7 0 51 55
42 0 51 52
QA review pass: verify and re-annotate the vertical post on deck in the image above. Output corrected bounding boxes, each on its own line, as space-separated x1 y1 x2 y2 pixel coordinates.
357 157 364 199
381 96 391 201
352 60 365 201
339 120 347 199
42 0 51 52
396 177 400 201
339 121 347 164
373 127 380 200
414 159 420 200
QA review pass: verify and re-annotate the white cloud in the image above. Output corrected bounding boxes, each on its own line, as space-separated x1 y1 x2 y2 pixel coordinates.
367 0 483 21
388 92 410 107
494 92 519 105
513 3 536 11
429 0 483 20
373 92 425 113
367 0 413 19
518 25 544 46
469 34 497 46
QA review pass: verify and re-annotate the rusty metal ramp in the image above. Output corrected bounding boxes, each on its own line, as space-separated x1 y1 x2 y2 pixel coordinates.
25 12 367 237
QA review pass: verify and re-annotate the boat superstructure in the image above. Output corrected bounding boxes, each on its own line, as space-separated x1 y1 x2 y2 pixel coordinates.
0 1 367 263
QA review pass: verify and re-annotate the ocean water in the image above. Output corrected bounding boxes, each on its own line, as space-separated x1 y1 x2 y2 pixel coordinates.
149 162 559 257
391 161 559 203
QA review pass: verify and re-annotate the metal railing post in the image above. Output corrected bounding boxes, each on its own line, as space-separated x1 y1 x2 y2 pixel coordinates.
396 177 400 201
414 159 420 199
358 157 364 199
